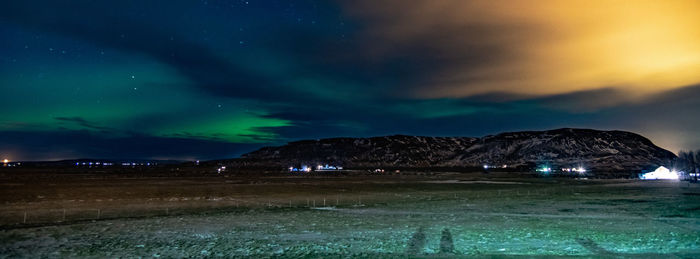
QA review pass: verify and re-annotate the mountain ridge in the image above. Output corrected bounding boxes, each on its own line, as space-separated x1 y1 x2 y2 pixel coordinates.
231 128 676 173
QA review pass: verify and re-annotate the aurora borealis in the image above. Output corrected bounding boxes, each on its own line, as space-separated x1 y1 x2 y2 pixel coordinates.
1 0 700 161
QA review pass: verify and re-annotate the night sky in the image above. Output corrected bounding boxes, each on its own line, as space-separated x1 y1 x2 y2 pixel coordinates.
1 0 700 161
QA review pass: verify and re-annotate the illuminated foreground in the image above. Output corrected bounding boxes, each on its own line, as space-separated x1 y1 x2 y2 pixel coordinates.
0 174 698 257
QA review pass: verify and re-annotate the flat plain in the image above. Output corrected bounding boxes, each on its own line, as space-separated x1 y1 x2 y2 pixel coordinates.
1 170 699 257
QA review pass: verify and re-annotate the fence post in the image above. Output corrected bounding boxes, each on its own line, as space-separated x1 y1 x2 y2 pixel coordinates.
23 211 27 224
62 209 66 221
323 198 326 206
97 209 101 219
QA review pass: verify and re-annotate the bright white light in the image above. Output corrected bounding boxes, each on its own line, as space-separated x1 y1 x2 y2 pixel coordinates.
640 166 678 180
2 159 8 163
573 167 586 173
483 165 489 169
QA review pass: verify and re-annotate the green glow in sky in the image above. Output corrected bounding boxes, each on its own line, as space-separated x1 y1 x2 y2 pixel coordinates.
0 52 291 143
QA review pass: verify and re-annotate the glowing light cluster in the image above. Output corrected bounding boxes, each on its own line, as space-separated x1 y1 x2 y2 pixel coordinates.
289 166 312 172
75 161 115 166
536 167 552 173
561 167 587 173
639 166 679 180
316 164 342 170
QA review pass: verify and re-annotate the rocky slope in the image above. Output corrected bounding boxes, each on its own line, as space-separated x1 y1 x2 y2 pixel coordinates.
234 128 676 172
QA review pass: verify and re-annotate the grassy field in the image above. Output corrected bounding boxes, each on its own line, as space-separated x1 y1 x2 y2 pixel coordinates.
0 171 699 257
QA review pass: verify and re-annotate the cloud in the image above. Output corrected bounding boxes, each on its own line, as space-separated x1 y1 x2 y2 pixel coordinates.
341 0 700 97
54 117 114 132
259 84 700 152
526 88 631 113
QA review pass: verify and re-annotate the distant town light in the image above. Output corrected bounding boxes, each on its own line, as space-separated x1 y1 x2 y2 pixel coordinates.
3 159 9 164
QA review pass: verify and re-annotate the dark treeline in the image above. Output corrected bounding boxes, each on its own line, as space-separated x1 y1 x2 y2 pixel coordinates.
676 150 700 181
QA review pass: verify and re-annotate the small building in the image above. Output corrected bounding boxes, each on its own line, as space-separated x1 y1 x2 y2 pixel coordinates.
639 166 679 180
